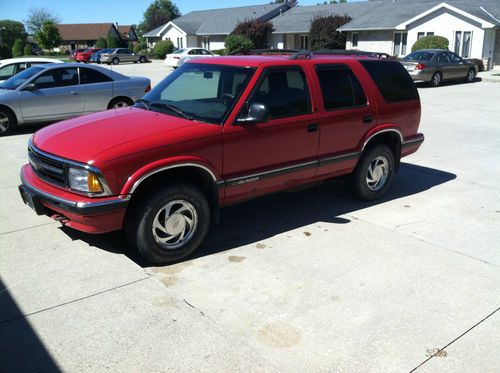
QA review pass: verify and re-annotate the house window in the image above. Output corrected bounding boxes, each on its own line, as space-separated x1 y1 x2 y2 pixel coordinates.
299 35 308 50
418 32 434 40
203 37 210 50
393 32 407 56
352 33 358 48
176 37 183 49
454 31 472 58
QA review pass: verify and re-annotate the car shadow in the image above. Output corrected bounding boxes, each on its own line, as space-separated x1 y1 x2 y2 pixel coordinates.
60 162 456 268
416 76 481 89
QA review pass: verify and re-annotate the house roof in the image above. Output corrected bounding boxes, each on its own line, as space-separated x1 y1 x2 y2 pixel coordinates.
57 23 115 41
116 25 137 40
143 3 290 37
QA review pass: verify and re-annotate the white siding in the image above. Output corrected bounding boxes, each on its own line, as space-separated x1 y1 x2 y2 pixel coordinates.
346 31 394 55
406 8 485 59
187 36 198 48
163 25 186 49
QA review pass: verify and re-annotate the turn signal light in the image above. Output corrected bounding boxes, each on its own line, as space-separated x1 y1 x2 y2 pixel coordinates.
88 172 104 193
415 63 426 70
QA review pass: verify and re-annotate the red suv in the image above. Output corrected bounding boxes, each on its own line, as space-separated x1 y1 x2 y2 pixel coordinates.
19 52 424 264
75 48 102 63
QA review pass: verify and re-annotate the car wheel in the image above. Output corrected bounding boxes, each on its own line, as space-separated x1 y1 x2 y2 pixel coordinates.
112 58 119 65
0 108 16 136
350 144 395 201
125 184 210 265
139 56 146 63
107 97 134 109
466 69 475 83
430 72 442 87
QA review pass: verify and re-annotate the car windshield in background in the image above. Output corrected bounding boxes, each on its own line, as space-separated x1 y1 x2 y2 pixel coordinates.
404 51 434 61
0 66 44 90
138 63 255 124
174 49 185 54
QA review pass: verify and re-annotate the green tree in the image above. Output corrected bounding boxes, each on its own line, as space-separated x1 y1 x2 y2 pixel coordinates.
411 35 449 52
0 44 12 59
0 20 27 49
232 20 274 49
152 39 174 59
36 21 62 51
133 39 147 54
138 0 180 35
12 38 25 57
95 37 107 48
107 35 119 48
309 14 352 50
24 43 33 55
224 34 254 55
25 8 60 34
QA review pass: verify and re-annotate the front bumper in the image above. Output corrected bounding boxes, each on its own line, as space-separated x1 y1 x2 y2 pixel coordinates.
19 165 128 233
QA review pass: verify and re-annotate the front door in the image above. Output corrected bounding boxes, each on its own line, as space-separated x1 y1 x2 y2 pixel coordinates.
19 67 85 122
223 66 320 203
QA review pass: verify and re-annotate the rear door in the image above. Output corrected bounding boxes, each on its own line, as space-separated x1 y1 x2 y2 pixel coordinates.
223 65 320 202
448 52 468 78
436 52 453 80
78 67 113 113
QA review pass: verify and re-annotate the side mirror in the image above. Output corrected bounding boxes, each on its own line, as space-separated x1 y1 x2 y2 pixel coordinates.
235 102 269 125
23 82 37 91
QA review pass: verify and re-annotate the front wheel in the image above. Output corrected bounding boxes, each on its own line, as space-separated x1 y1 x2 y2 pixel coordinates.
0 108 16 136
350 144 395 201
125 184 210 265
139 56 146 63
112 58 119 65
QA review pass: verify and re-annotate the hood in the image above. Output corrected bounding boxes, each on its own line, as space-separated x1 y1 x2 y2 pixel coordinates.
33 107 197 164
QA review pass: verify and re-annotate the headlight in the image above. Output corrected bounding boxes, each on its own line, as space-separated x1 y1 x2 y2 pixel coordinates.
68 168 104 194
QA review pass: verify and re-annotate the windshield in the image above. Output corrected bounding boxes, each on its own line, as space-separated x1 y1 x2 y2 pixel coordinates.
137 63 255 124
404 51 433 61
174 49 185 54
0 66 44 90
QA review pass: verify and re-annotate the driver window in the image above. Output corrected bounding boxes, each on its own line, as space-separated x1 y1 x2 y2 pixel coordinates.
247 68 312 119
438 53 450 63
33 68 79 89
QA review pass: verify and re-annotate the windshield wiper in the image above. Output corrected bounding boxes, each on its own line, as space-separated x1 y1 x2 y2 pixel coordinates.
135 98 150 110
150 102 193 121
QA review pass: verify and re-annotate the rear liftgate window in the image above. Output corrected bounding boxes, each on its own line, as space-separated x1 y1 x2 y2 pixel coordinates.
360 60 419 103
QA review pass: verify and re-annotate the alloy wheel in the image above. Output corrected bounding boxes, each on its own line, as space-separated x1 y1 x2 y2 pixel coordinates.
366 155 389 192
0 113 10 134
152 200 198 250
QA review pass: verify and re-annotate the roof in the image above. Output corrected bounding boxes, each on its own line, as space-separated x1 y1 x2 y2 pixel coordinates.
116 25 137 40
143 3 290 37
57 23 115 41
0 57 64 66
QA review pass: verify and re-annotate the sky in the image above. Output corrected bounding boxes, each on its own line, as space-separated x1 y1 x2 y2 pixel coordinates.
0 0 364 26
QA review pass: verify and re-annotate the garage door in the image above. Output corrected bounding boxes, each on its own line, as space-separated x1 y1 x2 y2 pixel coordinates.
494 29 500 69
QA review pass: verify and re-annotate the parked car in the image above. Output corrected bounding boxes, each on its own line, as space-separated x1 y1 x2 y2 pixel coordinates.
100 48 148 65
18 52 424 265
164 48 216 68
75 48 102 63
89 49 112 64
70 49 86 61
0 58 64 83
400 49 478 86
0 63 150 135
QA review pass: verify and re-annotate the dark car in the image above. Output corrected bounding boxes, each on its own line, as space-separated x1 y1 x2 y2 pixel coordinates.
400 49 478 87
89 49 112 64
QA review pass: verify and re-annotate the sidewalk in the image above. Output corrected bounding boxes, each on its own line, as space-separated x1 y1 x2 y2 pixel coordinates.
478 69 500 83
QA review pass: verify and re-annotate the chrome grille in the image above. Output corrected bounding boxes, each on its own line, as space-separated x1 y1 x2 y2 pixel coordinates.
28 145 66 187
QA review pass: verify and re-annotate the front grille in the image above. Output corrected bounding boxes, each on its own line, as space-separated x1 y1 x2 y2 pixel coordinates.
28 145 66 187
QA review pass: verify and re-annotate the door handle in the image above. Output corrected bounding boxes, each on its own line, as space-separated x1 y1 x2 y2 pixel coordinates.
307 123 319 132
70 90 80 95
363 115 373 124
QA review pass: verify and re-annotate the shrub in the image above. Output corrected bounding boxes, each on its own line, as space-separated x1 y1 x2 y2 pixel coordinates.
232 19 274 49
309 14 352 50
95 37 107 48
411 35 449 52
152 39 174 59
23 43 33 55
467 58 485 72
224 34 254 55
211 49 226 56
134 39 147 54
107 36 119 49
12 38 25 57
0 44 13 59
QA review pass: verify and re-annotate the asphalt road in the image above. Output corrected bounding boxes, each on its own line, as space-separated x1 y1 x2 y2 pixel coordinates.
0 68 499 372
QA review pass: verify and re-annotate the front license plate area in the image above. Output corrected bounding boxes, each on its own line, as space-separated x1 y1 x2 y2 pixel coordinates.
19 186 48 215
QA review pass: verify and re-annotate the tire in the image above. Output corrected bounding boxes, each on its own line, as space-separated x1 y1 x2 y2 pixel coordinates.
0 108 16 136
125 184 210 265
466 69 475 83
107 97 134 109
430 72 442 87
112 58 119 65
350 144 395 201
139 56 146 63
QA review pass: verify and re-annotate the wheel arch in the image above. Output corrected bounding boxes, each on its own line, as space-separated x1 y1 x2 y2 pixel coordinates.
361 128 402 172
0 104 18 124
107 96 134 109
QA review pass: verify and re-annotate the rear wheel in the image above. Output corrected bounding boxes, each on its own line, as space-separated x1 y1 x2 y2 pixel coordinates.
466 69 475 83
0 108 16 136
430 72 442 87
125 184 210 265
112 58 119 65
350 144 395 201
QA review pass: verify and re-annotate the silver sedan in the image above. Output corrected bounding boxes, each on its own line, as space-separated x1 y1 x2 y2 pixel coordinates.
0 63 151 136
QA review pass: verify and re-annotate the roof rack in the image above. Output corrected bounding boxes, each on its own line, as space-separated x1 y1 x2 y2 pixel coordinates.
289 49 392 60
230 48 298 56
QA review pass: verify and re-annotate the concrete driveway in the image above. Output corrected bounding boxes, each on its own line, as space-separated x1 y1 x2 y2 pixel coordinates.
0 75 499 372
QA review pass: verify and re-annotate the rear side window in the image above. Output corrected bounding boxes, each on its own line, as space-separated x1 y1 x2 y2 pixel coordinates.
360 60 418 103
80 68 112 84
315 64 366 110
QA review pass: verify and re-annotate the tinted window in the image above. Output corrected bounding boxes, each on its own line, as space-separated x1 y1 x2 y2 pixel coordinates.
404 51 433 61
360 60 418 103
316 64 366 110
80 68 112 84
34 68 79 89
249 68 311 119
117 49 129 54
448 52 462 63
437 53 450 63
